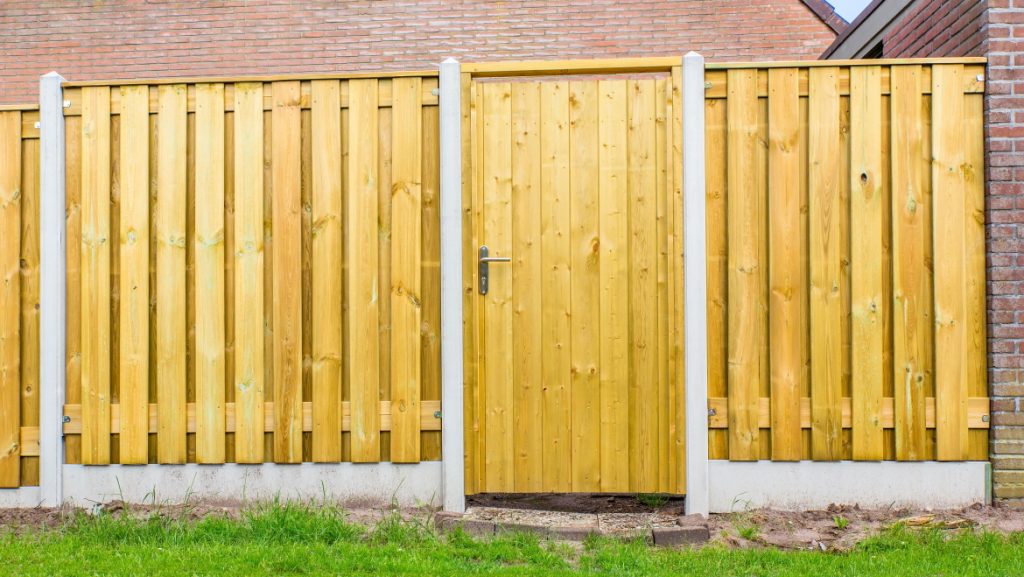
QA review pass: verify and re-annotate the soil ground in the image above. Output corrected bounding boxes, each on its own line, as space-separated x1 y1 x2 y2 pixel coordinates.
3 495 1024 551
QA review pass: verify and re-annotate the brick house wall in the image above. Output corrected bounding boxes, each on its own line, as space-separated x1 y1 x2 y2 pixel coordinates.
869 0 1024 503
0 0 839 105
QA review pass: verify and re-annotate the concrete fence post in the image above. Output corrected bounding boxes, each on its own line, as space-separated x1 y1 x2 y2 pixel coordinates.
39 71 67 507
439 57 466 513
683 52 709 517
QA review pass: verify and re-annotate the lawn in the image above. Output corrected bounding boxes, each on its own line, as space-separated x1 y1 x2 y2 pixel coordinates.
2 504 1023 577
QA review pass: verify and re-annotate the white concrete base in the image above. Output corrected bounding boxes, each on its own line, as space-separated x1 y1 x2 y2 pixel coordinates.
0 487 43 508
710 460 991 512
61 463 442 507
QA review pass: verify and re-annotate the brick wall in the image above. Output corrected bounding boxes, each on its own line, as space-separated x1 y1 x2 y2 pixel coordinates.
0 0 838 105
882 0 988 57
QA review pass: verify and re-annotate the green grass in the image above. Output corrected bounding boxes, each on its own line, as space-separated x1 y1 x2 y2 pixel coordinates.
2 504 1024 577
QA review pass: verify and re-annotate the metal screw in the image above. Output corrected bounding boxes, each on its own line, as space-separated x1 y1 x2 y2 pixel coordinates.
62 415 71 423
976 74 985 82
982 414 990 423
708 408 717 417
431 88 440 96
434 410 442 419
704 81 712 90
63 100 71 108
34 122 40 129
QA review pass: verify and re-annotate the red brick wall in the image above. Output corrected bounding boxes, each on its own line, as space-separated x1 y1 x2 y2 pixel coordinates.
0 0 838 105
881 0 988 57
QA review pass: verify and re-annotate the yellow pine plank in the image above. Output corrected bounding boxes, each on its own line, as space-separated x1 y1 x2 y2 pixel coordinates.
233 83 266 464
510 81 543 491
725 70 762 461
931 65 969 461
310 80 343 462
569 80 601 491
891 66 929 461
80 87 111 465
705 97 729 461
20 135 41 484
767 68 802 461
808 67 843 461
539 81 572 492
0 112 21 485
390 77 423 463
347 79 381 463
481 82 514 491
270 81 303 463
657 74 671 491
598 79 629 492
627 79 659 491
462 73 479 492
195 83 227 463
65 114 83 465
117 86 150 464
420 103 442 461
156 85 188 464
669 68 685 493
964 91 988 459
849 67 885 460
377 87 392 464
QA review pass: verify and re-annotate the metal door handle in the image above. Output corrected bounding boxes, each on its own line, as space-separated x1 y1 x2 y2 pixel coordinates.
479 245 510 295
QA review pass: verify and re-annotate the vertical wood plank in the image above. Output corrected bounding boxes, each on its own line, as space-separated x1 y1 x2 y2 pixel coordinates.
850 67 885 460
156 85 188 464
464 75 480 492
569 80 601 492
233 83 265 464
0 112 21 484
891 65 928 461
390 77 423 463
80 88 111 465
705 97 728 461
725 70 761 461
420 102 442 461
510 82 543 490
118 86 150 464
481 82 513 491
195 83 226 463
348 79 381 463
271 81 303 463
808 67 843 461
311 80 343 462
65 114 83 465
669 68 686 493
965 91 988 460
767 69 802 461
20 135 41 483
628 79 659 490
932 64 969 461
539 81 572 492
598 79 629 492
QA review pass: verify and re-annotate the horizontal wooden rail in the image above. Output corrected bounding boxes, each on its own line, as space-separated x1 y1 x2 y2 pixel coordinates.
704 64 985 98
61 69 438 89
61 401 442 435
705 56 986 70
63 79 439 116
707 397 990 429
463 56 680 76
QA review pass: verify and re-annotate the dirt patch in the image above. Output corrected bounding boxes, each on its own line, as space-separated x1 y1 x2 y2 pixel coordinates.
467 493 685 515
0 507 71 533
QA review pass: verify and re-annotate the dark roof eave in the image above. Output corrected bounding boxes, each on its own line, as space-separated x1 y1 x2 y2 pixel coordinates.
820 0 889 58
801 0 849 34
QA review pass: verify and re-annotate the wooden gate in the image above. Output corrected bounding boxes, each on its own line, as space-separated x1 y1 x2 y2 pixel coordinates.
463 65 686 495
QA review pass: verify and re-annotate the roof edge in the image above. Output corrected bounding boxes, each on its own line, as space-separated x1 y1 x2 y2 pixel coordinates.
801 0 849 34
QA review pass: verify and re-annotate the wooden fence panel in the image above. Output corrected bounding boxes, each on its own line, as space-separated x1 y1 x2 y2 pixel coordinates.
707 60 988 462
0 110 23 486
62 74 442 465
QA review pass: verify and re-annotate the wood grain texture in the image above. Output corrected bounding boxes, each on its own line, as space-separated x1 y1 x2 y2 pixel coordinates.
0 112 21 485
389 77 423 463
850 67 885 460
767 69 802 461
808 67 843 460
271 81 303 463
117 86 150 464
80 87 112 465
891 66 929 461
233 83 265 464
725 70 762 461
156 85 188 464
347 79 381 463
195 83 227 463
20 132 40 484
310 80 343 462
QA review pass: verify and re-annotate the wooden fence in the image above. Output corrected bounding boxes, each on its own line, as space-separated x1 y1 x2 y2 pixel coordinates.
705 60 989 462
61 73 442 465
0 105 40 488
